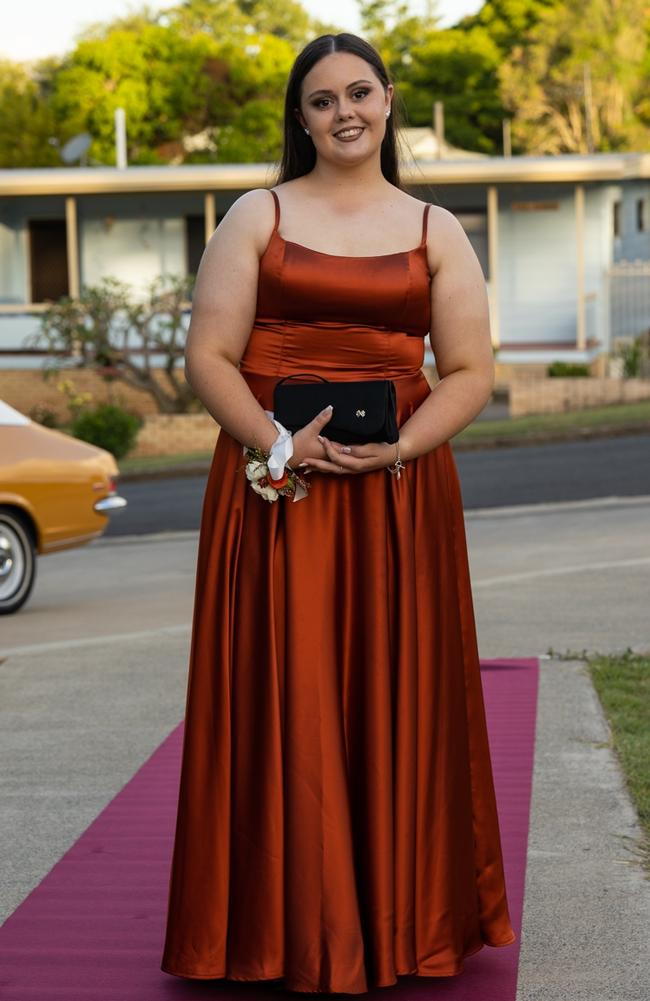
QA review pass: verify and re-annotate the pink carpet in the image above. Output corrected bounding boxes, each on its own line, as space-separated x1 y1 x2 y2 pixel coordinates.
0 657 539 1000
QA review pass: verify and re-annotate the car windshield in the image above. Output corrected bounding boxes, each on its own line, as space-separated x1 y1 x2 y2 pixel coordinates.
0 400 30 426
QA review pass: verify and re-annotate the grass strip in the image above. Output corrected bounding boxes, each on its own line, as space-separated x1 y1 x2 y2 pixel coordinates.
118 450 214 475
453 399 650 445
586 649 650 875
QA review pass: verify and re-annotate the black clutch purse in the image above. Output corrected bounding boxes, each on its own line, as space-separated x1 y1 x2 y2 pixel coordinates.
273 373 399 445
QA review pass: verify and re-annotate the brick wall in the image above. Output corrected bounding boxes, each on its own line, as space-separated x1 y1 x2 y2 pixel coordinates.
0 369 192 420
3 367 442 418
509 376 650 417
494 355 607 386
131 414 219 457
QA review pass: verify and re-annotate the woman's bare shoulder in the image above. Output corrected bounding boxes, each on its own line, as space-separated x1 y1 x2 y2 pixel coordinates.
427 203 463 227
425 204 474 273
208 188 277 258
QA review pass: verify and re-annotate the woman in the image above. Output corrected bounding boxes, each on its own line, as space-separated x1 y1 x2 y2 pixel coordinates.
161 31 516 994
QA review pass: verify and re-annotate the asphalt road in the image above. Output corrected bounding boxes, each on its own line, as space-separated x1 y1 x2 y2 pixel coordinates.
106 433 650 536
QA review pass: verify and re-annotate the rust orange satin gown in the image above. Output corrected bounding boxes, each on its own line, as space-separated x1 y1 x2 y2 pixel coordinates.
160 189 517 993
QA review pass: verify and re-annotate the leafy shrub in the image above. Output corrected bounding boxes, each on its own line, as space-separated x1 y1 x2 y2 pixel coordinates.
612 333 650 378
71 402 143 459
28 274 198 414
618 341 642 378
547 361 590 377
29 404 60 428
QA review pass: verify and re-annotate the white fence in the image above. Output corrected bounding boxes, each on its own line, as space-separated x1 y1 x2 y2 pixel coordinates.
608 260 650 343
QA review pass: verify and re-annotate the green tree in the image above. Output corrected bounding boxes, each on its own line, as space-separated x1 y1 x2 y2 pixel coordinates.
5 0 650 167
357 3 506 154
205 32 299 163
168 0 317 45
454 0 562 51
0 60 60 167
381 0 568 155
497 0 650 152
48 5 300 165
50 22 223 164
396 27 504 154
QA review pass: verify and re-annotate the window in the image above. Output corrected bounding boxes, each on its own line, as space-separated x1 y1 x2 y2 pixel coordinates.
613 200 622 239
456 211 488 279
636 197 647 233
29 219 68 302
185 215 205 277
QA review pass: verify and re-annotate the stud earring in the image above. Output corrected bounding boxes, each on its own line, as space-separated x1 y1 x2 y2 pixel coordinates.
385 109 390 117
304 127 310 135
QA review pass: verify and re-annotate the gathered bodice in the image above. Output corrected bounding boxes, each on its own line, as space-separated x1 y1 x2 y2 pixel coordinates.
254 189 432 337
239 188 433 393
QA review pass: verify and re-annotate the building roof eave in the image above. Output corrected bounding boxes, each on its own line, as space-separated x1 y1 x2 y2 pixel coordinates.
1 152 649 197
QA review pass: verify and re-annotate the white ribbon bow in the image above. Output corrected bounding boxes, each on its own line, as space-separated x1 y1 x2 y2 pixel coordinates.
266 415 293 479
242 412 308 502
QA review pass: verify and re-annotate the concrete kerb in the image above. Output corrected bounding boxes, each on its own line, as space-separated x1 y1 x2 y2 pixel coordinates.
92 494 650 546
516 657 650 1001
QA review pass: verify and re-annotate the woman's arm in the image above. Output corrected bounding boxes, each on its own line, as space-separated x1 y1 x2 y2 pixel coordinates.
183 188 281 454
185 189 342 469
397 205 496 461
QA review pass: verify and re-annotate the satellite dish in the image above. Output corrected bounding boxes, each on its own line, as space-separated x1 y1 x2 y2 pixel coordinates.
61 133 92 165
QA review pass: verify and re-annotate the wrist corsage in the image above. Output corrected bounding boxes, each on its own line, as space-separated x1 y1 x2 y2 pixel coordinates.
242 445 310 502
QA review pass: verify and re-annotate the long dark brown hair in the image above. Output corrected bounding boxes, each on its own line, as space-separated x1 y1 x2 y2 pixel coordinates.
273 33 408 190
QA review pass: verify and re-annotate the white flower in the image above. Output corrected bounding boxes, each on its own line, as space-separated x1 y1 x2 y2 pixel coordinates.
251 480 278 501
246 460 268 482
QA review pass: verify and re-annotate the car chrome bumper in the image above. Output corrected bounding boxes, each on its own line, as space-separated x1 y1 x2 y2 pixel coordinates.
93 494 128 514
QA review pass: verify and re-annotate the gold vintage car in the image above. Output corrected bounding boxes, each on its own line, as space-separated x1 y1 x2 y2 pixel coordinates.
0 399 127 614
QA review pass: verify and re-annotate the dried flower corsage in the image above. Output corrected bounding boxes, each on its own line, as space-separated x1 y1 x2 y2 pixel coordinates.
242 445 310 503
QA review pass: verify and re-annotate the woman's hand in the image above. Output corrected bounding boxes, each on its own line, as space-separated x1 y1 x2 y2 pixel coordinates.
285 406 336 470
297 435 399 476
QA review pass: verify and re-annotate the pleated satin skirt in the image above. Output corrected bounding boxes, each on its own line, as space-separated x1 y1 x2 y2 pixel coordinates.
160 352 517 993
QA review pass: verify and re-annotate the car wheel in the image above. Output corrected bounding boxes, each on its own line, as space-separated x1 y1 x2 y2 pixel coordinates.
0 508 37 615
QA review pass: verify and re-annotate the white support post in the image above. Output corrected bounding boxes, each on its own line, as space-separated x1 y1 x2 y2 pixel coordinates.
487 185 500 349
115 107 127 169
65 196 80 299
575 184 586 351
204 192 216 244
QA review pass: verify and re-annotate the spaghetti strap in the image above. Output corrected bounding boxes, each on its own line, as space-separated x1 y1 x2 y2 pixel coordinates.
420 202 431 246
268 188 280 233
